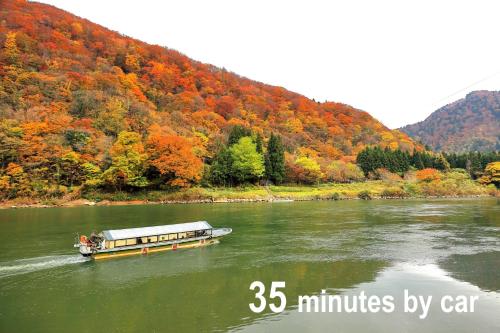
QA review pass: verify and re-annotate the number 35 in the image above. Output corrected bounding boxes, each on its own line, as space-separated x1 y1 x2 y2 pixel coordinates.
249 281 287 313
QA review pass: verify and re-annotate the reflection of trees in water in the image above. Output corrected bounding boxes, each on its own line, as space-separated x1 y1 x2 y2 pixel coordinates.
439 252 500 292
139 259 387 332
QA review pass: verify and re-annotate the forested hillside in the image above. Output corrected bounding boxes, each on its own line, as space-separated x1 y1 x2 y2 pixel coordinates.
0 0 418 198
400 91 500 152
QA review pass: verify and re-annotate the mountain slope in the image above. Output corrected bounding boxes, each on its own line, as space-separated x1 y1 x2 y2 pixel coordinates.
0 0 419 193
400 91 500 152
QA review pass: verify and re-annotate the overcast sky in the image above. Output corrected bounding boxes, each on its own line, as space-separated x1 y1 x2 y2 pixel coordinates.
38 0 500 128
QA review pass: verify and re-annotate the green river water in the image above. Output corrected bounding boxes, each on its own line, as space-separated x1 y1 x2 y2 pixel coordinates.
0 199 499 332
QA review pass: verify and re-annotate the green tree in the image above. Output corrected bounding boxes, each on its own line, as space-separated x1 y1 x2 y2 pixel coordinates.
59 151 85 188
82 162 102 188
265 133 285 184
414 152 425 170
255 133 263 153
64 130 90 152
229 137 264 183
228 125 252 146
209 147 233 186
433 154 450 171
101 131 148 190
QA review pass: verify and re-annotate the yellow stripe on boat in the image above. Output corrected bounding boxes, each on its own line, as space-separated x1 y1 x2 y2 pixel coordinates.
75 221 231 260
92 239 220 260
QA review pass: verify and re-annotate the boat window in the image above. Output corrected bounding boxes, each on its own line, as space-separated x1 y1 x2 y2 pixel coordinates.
106 241 115 249
168 233 178 240
115 239 126 247
178 232 187 239
159 234 168 241
126 238 137 246
195 230 208 237
148 236 158 243
187 231 195 238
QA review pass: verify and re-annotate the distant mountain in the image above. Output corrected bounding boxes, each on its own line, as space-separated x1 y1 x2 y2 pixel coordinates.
400 91 500 152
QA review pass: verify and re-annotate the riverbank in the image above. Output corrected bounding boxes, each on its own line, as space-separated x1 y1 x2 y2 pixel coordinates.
1 179 497 209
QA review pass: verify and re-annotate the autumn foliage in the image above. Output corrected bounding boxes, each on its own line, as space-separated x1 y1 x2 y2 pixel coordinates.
416 168 441 182
0 0 420 198
401 91 500 152
146 131 203 187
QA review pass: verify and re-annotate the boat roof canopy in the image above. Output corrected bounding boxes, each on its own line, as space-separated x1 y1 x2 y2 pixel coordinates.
102 221 212 241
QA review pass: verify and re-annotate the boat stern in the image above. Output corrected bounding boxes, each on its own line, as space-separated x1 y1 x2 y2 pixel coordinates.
74 235 94 257
78 245 93 257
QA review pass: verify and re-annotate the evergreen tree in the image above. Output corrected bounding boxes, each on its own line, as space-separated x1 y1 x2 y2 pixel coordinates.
432 154 450 171
255 133 263 154
415 154 424 169
228 125 252 146
209 147 233 186
265 133 285 184
356 147 370 175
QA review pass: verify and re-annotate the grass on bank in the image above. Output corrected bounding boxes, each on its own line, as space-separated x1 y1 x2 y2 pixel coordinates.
3 170 497 207
79 170 496 204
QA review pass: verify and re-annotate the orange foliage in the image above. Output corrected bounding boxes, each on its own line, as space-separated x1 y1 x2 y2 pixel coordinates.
0 0 422 195
146 133 203 187
416 168 441 182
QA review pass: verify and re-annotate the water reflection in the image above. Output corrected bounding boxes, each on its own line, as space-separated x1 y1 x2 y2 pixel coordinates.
0 199 498 332
232 262 500 333
440 252 500 292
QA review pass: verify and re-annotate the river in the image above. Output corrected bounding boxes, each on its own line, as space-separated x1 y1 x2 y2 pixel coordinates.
0 199 499 332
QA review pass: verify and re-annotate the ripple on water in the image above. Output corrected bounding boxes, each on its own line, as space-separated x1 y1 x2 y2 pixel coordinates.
0 254 89 279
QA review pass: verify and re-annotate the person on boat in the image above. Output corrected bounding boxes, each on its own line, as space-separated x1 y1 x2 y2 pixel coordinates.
89 231 98 243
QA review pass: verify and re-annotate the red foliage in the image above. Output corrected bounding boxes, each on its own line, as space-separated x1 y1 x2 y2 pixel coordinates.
0 0 421 192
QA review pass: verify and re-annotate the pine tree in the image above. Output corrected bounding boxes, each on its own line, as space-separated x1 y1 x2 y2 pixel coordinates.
209 147 233 186
228 125 252 146
255 133 263 154
433 154 450 171
413 151 425 170
265 133 285 184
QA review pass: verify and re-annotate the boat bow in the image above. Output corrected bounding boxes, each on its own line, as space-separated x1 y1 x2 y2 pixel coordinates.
212 228 232 238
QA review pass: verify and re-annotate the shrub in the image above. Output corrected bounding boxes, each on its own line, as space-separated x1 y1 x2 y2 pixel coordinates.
358 190 372 200
286 155 324 184
486 184 499 196
326 161 365 183
329 192 340 200
381 187 408 198
403 170 417 182
403 183 418 196
368 168 401 182
111 191 132 201
416 168 441 182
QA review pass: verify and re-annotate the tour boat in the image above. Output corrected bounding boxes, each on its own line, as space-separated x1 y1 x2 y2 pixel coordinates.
74 221 232 260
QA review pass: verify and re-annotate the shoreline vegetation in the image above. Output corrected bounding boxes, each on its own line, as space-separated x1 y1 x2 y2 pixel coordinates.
2 121 498 209
1 2 499 210
2 177 498 209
